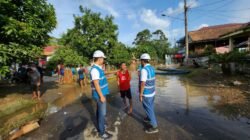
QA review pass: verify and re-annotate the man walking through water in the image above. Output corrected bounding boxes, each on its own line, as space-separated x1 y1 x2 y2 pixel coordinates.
90 50 112 139
139 53 159 134
117 62 133 114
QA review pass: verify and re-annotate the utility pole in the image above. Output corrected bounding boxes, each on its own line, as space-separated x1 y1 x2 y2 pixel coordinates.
184 0 189 61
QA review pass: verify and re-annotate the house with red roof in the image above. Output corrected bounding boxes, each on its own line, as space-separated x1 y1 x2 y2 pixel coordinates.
39 46 58 66
178 22 249 57
220 22 250 52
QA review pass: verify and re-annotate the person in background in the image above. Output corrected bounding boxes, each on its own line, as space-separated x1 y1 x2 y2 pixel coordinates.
84 66 89 85
90 50 112 139
71 65 77 82
87 62 93 83
36 64 44 84
59 64 64 84
27 64 41 100
76 64 80 73
117 62 133 114
57 63 61 81
78 65 85 91
17 64 28 82
139 53 159 134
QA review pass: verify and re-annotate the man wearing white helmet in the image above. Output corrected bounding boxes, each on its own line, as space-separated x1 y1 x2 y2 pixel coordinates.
90 50 112 139
139 53 159 134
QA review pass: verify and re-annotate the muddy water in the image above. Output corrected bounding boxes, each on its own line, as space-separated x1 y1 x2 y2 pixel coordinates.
22 73 250 140
152 75 250 140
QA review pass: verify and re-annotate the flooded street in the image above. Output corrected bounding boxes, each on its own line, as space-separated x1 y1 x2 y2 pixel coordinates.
21 73 250 140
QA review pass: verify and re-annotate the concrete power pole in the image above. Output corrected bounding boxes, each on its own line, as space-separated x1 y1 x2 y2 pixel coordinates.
184 0 189 61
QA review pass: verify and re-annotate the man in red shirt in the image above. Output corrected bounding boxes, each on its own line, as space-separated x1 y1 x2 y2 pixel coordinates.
117 62 132 114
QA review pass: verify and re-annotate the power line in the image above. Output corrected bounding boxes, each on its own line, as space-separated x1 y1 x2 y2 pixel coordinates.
187 0 199 8
191 7 250 13
190 9 250 20
188 0 250 24
190 0 232 13
192 0 229 9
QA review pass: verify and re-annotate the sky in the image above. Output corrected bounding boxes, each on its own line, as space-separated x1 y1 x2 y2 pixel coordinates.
47 0 250 46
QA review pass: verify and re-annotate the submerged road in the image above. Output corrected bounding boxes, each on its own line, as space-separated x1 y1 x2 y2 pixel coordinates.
22 72 250 140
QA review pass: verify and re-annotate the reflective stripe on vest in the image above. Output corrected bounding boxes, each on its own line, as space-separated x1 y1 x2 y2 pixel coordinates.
143 65 155 95
90 65 109 99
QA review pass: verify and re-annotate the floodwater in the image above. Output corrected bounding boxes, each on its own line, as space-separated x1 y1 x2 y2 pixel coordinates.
20 72 250 140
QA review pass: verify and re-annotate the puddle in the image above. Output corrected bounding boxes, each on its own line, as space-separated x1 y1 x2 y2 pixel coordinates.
154 75 250 139
3 73 250 139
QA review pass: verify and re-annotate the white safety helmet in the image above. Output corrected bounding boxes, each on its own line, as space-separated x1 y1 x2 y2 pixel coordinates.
93 50 106 58
140 53 151 60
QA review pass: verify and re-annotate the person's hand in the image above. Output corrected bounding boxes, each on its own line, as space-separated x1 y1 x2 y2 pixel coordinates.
100 96 106 103
139 94 143 102
117 82 120 87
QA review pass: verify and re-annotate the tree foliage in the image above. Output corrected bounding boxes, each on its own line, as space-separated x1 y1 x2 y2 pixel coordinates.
47 46 87 70
152 29 170 60
60 6 118 60
108 43 131 67
0 0 57 76
134 45 158 60
133 29 151 45
132 29 170 61
0 0 56 46
209 50 248 64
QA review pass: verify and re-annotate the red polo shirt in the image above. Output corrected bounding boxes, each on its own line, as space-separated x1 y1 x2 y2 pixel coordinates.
117 70 130 91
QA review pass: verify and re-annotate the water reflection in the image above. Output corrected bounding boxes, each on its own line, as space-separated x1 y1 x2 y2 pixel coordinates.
155 75 250 120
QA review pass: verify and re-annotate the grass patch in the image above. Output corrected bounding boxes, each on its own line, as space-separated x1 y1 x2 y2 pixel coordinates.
0 106 46 139
0 98 36 118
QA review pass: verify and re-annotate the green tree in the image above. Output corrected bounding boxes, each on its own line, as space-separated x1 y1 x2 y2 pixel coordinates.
108 42 131 67
0 0 57 76
132 29 170 61
152 29 170 60
60 6 118 61
0 0 56 46
133 29 152 45
47 46 87 70
135 44 158 60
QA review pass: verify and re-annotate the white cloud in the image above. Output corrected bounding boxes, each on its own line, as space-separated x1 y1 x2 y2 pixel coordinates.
140 9 170 29
88 0 119 17
165 0 199 16
198 24 209 29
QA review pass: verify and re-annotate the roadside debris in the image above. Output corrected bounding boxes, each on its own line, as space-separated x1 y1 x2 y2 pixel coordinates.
219 84 225 87
8 120 40 140
232 81 242 86
47 106 59 114
9 128 19 135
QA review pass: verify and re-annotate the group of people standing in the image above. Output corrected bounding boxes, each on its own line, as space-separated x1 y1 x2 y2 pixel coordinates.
57 64 88 91
90 50 158 139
